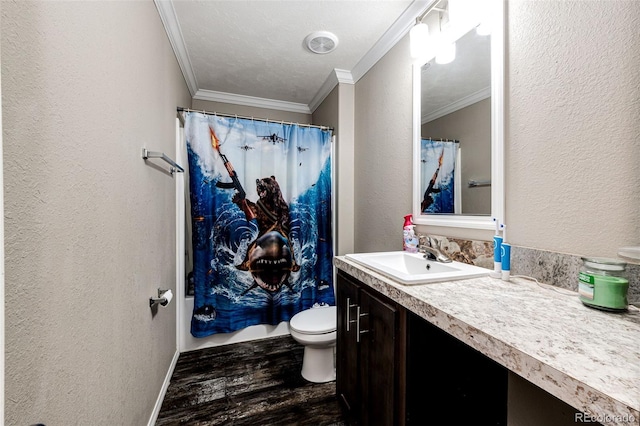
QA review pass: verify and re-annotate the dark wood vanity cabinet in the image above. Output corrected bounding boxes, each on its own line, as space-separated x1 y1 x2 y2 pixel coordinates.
405 313 508 425
336 270 508 426
336 270 407 425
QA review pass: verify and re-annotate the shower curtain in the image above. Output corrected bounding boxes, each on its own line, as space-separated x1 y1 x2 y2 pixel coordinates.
420 139 458 214
184 112 334 337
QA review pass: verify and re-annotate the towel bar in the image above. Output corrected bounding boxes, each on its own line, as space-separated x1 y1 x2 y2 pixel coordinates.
468 179 491 188
142 148 184 174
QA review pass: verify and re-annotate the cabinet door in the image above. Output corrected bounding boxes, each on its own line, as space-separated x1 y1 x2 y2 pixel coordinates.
359 289 397 426
336 274 360 419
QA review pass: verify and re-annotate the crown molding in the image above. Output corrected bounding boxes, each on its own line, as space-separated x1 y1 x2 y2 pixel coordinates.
308 69 354 113
157 0 432 113
334 69 355 84
308 0 432 112
350 0 433 82
194 90 311 114
422 86 491 124
154 0 198 96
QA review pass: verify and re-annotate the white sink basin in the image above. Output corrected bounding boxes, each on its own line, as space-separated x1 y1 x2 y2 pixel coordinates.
345 251 490 285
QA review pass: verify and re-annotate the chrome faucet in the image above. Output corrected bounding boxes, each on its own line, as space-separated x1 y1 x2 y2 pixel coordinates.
417 234 452 263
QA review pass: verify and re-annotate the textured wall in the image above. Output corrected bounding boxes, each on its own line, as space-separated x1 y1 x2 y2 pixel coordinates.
353 1 639 258
2 1 191 424
507 0 640 258
354 35 414 252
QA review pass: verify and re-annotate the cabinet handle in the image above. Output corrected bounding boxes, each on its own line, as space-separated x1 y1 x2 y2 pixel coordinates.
356 306 369 343
339 393 352 412
346 297 357 332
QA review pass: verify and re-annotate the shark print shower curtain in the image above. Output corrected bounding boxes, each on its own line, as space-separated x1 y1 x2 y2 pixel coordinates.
184 112 334 337
420 139 458 214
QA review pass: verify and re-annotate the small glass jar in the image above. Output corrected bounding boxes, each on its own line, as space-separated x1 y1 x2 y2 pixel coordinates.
579 257 629 312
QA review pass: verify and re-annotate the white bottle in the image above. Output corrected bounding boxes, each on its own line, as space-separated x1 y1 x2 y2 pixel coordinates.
403 215 413 251
404 224 419 253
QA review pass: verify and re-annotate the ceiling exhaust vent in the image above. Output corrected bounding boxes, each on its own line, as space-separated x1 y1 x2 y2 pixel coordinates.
304 31 339 55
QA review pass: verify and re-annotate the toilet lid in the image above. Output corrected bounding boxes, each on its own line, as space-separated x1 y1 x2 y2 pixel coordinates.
290 306 336 334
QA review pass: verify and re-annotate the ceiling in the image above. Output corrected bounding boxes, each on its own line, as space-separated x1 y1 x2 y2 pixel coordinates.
156 0 428 113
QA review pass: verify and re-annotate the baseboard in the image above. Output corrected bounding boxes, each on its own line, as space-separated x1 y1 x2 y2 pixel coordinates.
147 349 180 426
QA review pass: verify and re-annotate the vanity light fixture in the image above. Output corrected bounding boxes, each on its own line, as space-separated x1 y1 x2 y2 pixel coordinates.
410 20 430 60
435 3 456 64
435 42 456 64
411 1 459 65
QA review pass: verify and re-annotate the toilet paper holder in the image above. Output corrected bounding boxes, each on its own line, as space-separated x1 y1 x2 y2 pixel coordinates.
149 289 173 308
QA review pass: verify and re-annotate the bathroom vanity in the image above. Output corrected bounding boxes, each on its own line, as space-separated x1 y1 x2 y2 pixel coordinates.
337 269 507 425
336 271 406 425
334 256 640 426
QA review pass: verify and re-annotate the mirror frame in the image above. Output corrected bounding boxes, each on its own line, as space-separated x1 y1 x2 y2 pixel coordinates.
412 0 504 230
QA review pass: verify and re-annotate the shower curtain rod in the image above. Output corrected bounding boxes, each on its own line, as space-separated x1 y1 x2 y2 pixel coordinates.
422 137 460 143
177 107 333 131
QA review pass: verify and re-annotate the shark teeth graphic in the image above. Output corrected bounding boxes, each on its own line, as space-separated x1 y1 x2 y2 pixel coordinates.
255 258 289 266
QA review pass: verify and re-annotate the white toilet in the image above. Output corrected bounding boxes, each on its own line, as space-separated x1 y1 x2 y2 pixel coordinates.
289 305 337 383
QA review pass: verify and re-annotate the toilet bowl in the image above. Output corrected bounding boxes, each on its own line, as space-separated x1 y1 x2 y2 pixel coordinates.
289 305 337 383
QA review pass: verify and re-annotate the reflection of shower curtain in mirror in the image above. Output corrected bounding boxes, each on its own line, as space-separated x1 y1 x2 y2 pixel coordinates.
420 139 458 214
184 112 334 337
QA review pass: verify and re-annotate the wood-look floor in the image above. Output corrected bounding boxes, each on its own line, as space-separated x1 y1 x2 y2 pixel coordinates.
156 335 344 425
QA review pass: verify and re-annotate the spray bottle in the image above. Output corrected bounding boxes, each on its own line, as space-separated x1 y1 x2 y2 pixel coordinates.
403 215 418 253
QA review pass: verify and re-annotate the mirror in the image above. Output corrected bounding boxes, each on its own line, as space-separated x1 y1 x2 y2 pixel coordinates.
412 0 503 230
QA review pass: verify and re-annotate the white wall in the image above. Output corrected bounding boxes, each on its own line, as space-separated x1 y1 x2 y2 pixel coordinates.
506 0 640 258
2 1 191 424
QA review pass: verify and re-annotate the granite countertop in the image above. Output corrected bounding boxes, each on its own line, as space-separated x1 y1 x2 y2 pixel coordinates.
334 256 640 426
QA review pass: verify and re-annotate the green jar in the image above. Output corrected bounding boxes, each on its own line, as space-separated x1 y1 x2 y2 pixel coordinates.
579 257 629 312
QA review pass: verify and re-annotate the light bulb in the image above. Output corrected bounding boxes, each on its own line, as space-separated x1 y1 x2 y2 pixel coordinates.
410 22 430 60
435 42 456 64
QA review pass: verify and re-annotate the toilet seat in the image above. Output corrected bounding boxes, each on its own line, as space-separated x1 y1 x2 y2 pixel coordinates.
290 306 336 335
